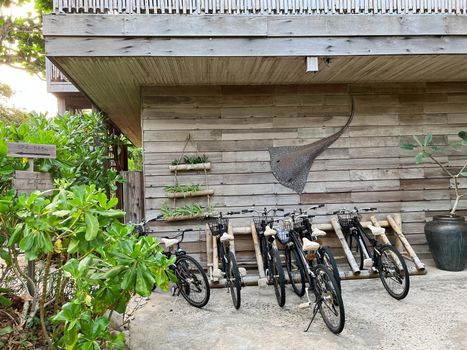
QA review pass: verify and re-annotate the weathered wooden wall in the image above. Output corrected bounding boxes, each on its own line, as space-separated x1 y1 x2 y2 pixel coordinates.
121 171 145 224
142 83 467 266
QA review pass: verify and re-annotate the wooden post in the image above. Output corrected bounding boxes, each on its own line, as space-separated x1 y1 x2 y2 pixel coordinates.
250 224 266 279
228 223 235 254
393 214 404 252
370 215 392 245
212 233 219 282
331 218 360 274
205 224 213 280
387 215 426 271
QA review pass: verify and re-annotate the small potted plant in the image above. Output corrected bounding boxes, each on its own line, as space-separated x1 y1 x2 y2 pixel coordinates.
401 131 467 271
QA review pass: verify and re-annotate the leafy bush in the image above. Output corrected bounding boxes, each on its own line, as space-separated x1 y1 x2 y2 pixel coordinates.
0 112 125 193
1 184 175 349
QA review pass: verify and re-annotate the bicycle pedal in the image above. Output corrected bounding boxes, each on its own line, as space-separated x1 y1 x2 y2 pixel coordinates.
238 267 247 277
298 302 311 309
363 258 374 269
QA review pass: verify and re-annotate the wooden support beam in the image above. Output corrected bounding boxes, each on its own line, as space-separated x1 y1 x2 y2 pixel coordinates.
232 226 252 234
212 234 219 282
251 224 266 279
393 214 405 252
387 215 426 271
331 218 360 275
315 220 390 231
205 224 213 278
44 15 467 37
370 215 392 246
339 264 426 280
228 223 235 254
45 36 467 57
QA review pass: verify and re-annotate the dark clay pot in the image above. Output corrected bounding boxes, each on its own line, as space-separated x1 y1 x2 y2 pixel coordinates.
424 215 467 271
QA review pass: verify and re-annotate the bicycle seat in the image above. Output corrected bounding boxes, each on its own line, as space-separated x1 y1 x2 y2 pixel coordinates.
264 226 276 237
220 232 234 242
311 228 326 237
302 237 320 252
367 224 385 236
161 238 179 249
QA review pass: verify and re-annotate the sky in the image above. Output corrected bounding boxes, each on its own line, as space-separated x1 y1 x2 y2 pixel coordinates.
0 2 58 117
0 65 58 116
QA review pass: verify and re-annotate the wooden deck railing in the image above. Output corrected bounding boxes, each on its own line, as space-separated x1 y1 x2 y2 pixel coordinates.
53 0 467 14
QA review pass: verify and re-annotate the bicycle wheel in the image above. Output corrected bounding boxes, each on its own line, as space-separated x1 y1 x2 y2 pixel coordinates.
269 247 286 307
314 264 345 334
227 251 241 309
176 255 210 308
285 246 306 297
318 247 341 291
378 245 410 300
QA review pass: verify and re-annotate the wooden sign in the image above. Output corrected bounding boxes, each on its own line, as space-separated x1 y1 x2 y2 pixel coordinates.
12 171 54 195
7 142 56 159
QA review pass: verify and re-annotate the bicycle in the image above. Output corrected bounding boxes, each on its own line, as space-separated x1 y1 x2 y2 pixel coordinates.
288 205 342 291
282 205 341 296
133 215 210 308
334 207 410 300
206 211 244 309
279 211 345 334
242 207 286 307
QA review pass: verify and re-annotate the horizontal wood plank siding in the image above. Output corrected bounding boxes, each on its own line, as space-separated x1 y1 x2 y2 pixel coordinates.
142 83 467 264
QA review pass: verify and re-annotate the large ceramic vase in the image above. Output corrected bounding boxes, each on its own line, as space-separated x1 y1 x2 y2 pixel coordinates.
424 215 467 271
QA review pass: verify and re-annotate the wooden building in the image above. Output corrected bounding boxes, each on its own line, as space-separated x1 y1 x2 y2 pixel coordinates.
44 2 467 263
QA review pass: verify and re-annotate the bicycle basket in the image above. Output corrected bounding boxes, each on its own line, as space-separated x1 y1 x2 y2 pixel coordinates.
208 218 229 236
337 212 359 231
253 216 271 234
275 225 290 245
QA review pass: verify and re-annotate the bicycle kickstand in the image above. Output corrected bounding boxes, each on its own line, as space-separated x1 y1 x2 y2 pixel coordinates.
304 302 320 332
171 285 179 297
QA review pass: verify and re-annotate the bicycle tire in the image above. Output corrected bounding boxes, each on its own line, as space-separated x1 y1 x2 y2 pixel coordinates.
314 264 345 334
318 247 341 291
269 246 286 307
378 245 410 300
227 251 241 309
285 246 306 297
176 255 210 308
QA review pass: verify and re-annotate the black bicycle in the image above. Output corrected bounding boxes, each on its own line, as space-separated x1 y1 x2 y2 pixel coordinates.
206 211 243 309
133 216 210 308
280 215 345 334
282 205 341 297
243 207 286 307
290 206 341 291
334 207 410 300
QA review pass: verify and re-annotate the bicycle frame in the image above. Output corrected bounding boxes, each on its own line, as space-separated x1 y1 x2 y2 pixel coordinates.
347 217 382 269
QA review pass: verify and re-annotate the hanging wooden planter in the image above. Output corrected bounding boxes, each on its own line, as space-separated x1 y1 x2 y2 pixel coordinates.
163 213 207 222
169 163 211 172
166 189 214 199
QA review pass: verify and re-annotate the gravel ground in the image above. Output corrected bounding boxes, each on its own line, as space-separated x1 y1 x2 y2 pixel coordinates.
129 260 467 350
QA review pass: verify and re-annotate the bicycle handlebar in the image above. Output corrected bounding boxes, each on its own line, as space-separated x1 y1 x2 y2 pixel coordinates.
332 207 377 215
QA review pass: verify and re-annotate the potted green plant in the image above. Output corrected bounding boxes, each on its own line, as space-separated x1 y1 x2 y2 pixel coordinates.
401 131 467 271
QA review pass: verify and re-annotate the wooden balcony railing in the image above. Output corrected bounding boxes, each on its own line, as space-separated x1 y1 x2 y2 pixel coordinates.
53 0 467 15
46 59 78 93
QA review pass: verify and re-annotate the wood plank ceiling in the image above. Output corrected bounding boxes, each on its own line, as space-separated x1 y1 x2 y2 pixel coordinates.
52 55 467 145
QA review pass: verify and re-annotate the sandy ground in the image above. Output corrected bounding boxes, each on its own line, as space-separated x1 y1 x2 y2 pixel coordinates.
129 260 467 350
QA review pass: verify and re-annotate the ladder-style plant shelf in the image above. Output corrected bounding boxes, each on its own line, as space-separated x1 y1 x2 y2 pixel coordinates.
166 189 214 199
169 163 211 172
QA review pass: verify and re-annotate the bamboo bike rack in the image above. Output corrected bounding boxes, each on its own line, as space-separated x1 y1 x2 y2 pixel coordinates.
204 213 426 287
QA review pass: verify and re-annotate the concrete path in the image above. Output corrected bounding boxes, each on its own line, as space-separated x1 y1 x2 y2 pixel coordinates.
129 261 467 350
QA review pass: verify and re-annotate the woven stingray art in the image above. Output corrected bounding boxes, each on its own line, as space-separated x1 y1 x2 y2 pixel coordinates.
269 96 356 194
